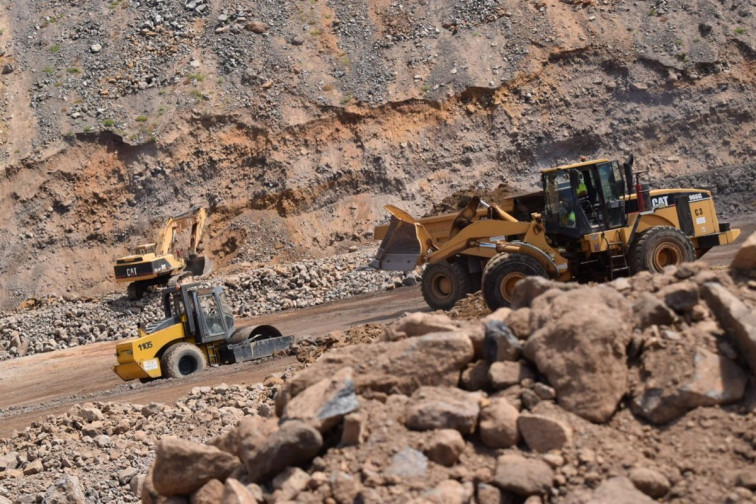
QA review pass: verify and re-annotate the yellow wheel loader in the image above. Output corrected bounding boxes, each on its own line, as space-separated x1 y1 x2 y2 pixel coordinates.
370 155 741 311
114 283 293 381
113 206 213 300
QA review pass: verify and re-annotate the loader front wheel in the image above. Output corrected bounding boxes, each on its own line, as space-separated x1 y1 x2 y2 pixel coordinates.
162 343 206 378
628 226 696 275
421 261 473 311
482 253 547 311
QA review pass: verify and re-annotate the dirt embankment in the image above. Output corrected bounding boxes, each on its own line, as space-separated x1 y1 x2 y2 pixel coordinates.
0 0 754 309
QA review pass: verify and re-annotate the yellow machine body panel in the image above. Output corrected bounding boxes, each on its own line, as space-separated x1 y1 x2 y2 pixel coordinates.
113 322 187 380
630 188 740 246
113 253 183 284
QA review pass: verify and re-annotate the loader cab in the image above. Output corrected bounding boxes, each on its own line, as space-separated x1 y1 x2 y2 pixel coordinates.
161 284 235 344
542 159 630 244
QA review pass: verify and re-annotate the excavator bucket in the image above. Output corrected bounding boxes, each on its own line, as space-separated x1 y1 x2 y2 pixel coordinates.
185 255 213 277
369 205 434 271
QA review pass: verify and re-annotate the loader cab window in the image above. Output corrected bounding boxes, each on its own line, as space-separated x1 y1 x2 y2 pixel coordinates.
543 170 591 241
595 161 627 229
576 169 600 225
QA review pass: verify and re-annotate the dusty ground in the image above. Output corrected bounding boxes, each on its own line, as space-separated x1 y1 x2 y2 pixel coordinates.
1 215 750 441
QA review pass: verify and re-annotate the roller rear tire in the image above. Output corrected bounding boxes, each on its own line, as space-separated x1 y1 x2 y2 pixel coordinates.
421 261 474 311
482 253 547 311
161 343 207 378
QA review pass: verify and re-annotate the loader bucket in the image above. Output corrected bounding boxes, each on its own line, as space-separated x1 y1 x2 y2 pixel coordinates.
369 205 434 271
185 255 213 277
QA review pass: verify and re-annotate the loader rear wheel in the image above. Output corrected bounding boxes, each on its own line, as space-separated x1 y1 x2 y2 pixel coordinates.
421 261 473 311
629 226 696 275
482 253 547 311
162 343 206 378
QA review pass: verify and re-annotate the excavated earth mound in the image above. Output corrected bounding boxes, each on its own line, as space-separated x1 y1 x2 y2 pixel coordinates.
1 235 754 504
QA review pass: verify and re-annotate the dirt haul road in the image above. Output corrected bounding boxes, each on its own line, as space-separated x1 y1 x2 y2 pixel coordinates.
0 217 751 439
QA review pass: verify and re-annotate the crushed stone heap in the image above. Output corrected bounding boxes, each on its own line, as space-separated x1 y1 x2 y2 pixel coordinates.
0 248 413 361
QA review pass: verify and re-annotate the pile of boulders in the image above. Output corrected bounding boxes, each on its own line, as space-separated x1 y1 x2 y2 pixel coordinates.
136 234 756 503
0 247 413 361
0 379 296 503
220 248 416 317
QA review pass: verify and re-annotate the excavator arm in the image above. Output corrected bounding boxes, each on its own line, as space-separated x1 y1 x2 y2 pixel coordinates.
153 206 207 257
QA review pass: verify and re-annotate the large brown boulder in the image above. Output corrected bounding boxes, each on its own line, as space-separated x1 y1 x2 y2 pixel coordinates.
488 360 535 390
523 286 632 423
190 479 225 504
280 367 360 433
586 476 656 504
422 429 465 467
152 437 240 496
702 282 756 374
478 396 520 449
383 312 459 341
517 413 572 453
405 386 481 434
278 331 474 414
511 277 576 308
210 416 277 459
242 420 323 483
633 346 747 424
730 231 756 272
492 453 554 496
633 292 676 329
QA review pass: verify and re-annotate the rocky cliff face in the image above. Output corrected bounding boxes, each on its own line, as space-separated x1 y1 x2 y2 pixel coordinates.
0 0 754 308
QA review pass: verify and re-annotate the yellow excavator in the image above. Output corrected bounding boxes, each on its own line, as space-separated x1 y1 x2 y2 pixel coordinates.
114 283 293 381
371 155 741 311
113 206 212 299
